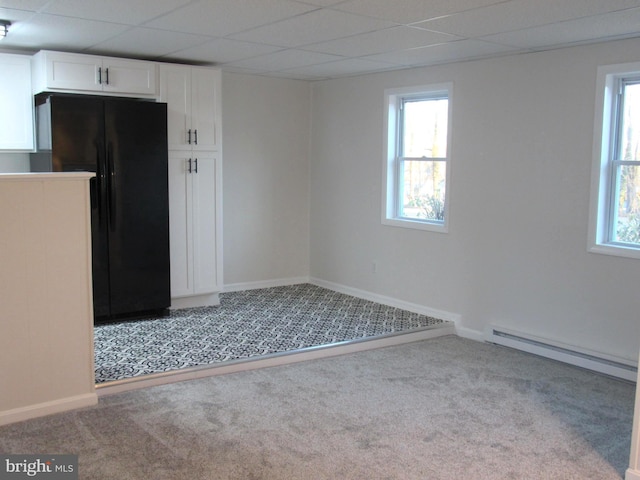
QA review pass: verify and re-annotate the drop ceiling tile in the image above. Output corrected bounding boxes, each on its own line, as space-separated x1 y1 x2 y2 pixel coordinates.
367 39 520 67
41 0 192 25
482 7 640 49
162 38 284 64
1 12 129 50
146 0 316 37
415 0 640 38
0 7 35 24
87 27 210 58
0 8 37 50
230 8 395 48
334 0 507 25
0 1 48 12
283 57 400 78
291 0 347 5
305 25 460 57
225 48 342 72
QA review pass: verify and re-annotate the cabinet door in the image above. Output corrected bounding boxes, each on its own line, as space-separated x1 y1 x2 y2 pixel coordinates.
102 58 157 96
0 54 34 150
191 153 219 294
168 152 194 298
160 65 192 150
44 52 102 92
191 68 220 152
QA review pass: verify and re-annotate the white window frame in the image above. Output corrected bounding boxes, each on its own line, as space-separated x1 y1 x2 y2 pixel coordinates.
382 83 453 233
588 62 640 259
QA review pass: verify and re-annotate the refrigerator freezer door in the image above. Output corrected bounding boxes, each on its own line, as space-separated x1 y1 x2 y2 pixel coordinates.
50 95 111 317
104 99 170 316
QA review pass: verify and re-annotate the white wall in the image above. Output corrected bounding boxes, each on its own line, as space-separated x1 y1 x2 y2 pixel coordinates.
309 38 640 362
221 73 311 287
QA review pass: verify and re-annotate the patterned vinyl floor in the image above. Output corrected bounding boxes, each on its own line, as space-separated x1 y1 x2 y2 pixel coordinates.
94 284 450 383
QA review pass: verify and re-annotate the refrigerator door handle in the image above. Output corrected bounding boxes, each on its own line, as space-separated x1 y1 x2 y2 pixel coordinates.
96 143 104 226
107 142 116 231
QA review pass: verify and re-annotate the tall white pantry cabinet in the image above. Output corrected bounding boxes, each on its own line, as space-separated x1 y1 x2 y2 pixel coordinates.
160 64 223 308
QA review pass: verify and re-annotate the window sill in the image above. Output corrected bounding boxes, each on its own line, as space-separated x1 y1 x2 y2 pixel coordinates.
382 217 448 233
588 243 640 260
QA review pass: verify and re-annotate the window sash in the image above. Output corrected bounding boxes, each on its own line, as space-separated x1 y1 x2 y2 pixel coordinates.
395 157 447 222
395 96 448 223
605 76 640 247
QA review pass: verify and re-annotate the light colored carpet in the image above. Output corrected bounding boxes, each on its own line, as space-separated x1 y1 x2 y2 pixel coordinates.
0 336 634 479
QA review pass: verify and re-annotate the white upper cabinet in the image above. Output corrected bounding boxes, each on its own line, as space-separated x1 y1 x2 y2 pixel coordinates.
32 51 157 97
0 53 34 151
159 64 220 152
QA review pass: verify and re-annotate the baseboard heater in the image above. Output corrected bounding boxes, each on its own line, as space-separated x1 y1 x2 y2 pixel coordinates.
486 326 638 382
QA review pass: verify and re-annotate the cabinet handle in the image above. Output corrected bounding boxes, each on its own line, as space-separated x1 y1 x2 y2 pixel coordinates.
98 67 102 85
187 158 192 174
105 67 109 85
194 158 198 173
187 129 192 145
194 129 198 145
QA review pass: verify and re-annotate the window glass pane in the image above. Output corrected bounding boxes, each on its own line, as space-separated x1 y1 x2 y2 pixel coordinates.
399 159 446 221
402 98 448 158
614 164 640 244
619 82 640 161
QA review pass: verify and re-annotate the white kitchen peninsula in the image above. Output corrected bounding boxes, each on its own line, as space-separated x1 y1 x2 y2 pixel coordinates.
0 173 97 425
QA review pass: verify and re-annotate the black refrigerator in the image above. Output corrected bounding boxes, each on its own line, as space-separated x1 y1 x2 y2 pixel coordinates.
31 93 170 322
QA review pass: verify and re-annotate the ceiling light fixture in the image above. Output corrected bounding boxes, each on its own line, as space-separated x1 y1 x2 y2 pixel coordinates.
0 20 11 39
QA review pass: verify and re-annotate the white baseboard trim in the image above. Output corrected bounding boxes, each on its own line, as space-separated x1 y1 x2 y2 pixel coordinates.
626 468 640 480
309 277 461 323
455 325 485 342
171 292 220 309
223 276 310 293
96 325 455 397
0 393 98 426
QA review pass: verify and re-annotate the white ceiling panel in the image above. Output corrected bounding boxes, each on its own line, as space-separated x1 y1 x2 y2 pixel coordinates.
230 8 395 48
1 0 639 80
305 26 460 57
145 0 315 38
161 38 283 64
292 0 347 6
40 0 192 26
225 48 343 73
334 0 508 25
1 12 129 50
482 7 640 49
415 0 640 39
0 0 48 12
283 57 399 78
88 27 209 58
367 39 519 67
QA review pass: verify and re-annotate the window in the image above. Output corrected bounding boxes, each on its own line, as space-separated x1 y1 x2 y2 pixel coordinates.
383 83 452 232
589 63 640 259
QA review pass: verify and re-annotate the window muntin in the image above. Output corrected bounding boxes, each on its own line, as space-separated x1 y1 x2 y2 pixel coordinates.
384 84 452 232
